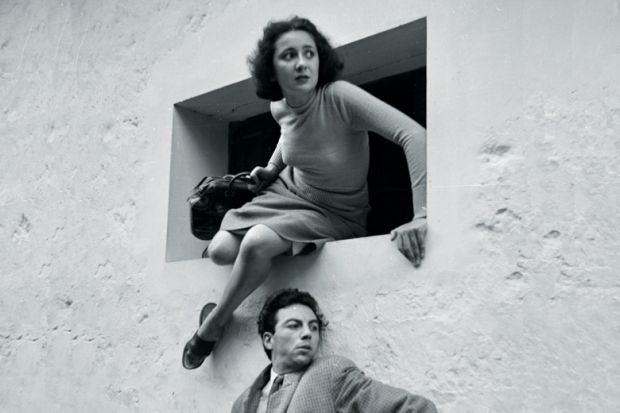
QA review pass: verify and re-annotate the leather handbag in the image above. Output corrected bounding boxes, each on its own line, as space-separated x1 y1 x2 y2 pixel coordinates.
188 172 256 240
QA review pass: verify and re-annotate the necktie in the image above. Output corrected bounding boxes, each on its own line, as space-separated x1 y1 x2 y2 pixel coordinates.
269 375 284 396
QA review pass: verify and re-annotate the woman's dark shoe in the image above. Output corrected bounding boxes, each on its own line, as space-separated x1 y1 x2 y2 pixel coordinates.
182 302 217 370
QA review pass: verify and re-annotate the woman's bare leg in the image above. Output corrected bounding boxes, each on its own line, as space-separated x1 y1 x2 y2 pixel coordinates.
207 230 242 265
197 224 291 340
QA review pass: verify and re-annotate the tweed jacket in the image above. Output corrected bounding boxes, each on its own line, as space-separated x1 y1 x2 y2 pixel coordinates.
231 355 436 413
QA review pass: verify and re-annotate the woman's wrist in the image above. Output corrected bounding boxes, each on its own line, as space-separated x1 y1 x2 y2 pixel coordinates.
266 162 281 176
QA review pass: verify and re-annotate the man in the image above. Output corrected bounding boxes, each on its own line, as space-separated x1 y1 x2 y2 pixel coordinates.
232 288 437 413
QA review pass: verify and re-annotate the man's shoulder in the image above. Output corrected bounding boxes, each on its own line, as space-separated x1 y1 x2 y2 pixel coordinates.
231 386 251 412
290 356 358 401
312 354 354 365
231 364 271 413
306 355 358 376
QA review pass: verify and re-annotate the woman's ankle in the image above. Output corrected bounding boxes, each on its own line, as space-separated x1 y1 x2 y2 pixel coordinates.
197 316 226 341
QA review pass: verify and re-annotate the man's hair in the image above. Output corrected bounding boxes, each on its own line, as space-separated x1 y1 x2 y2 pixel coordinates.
257 288 327 359
248 16 344 101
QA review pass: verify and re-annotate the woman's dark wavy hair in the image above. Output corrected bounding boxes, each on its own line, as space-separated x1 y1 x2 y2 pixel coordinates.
248 16 344 101
257 288 328 359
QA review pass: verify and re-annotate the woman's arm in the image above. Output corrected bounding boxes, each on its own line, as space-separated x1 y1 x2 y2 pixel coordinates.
266 137 285 172
250 137 285 192
330 81 427 265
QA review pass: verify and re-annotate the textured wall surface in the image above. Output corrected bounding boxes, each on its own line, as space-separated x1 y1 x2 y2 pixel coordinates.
1 0 619 412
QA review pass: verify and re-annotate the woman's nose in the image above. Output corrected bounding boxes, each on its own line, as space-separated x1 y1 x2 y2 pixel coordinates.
295 56 307 71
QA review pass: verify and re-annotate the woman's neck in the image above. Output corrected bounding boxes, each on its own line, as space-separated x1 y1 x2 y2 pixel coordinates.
284 90 315 108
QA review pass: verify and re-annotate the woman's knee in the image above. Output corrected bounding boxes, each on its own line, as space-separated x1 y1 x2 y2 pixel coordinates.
207 231 241 265
238 225 290 260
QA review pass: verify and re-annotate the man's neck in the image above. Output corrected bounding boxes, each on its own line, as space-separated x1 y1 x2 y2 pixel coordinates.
272 362 310 376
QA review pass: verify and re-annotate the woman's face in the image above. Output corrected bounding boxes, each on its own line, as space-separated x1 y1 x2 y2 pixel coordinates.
272 30 319 103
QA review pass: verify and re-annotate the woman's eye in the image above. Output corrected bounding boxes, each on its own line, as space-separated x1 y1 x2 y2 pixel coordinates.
304 50 315 59
282 52 295 60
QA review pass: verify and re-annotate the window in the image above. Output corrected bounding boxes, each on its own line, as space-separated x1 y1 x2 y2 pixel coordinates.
166 18 427 262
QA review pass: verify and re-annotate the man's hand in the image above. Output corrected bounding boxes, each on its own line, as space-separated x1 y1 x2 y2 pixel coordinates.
249 165 279 193
390 217 427 267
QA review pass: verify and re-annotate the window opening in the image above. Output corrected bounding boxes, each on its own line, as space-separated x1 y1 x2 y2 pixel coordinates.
166 17 426 262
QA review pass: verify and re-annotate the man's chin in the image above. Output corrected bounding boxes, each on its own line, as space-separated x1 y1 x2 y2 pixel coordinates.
292 353 314 368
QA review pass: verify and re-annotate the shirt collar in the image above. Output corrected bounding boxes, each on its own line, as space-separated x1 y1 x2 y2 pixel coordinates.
261 369 284 396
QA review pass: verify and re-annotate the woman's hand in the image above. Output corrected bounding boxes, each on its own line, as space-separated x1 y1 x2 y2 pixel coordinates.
390 217 427 267
249 165 279 193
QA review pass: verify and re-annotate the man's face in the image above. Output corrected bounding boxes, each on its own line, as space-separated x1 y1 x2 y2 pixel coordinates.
263 304 320 374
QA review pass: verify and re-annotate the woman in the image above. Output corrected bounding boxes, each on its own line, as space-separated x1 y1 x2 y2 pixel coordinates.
183 16 427 369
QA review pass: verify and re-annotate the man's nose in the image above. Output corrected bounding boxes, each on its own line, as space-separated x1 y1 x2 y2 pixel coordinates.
300 326 312 339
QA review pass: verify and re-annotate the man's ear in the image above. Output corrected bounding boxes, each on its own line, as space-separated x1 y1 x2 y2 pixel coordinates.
262 332 273 350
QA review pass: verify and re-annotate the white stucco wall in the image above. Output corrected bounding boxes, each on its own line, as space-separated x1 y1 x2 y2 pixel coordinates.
1 0 619 412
